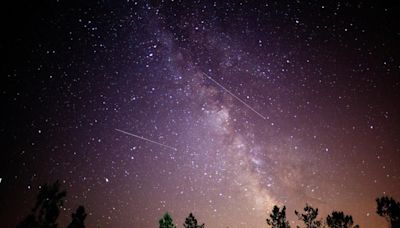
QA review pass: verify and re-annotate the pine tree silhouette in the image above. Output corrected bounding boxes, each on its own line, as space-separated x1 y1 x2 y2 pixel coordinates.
266 205 291 228
376 196 400 228
67 206 87 228
326 211 359 228
159 212 177 228
17 180 67 228
184 213 205 228
295 204 321 228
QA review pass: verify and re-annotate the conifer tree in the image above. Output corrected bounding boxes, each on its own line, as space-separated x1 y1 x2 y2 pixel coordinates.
184 213 204 228
159 212 176 228
376 196 400 228
326 211 359 228
266 205 291 228
295 204 321 228
67 206 87 228
17 180 66 228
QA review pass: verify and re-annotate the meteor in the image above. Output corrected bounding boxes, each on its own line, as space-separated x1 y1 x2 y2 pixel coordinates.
115 128 177 151
203 73 267 120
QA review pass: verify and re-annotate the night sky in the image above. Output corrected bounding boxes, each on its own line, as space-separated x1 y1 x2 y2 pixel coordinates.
1 1 400 227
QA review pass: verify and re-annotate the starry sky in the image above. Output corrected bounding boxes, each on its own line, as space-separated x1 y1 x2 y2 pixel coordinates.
1 1 400 227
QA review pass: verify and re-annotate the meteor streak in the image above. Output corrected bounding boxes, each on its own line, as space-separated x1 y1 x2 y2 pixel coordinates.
115 128 177 151
203 73 267 120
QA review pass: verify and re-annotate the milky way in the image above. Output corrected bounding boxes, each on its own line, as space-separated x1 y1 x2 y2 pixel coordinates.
1 1 400 228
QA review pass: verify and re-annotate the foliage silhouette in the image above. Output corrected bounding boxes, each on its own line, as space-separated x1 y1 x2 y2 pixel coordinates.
326 211 359 228
376 196 400 228
17 180 67 228
184 213 205 228
67 206 87 228
159 212 177 228
295 204 321 228
266 205 291 228
16 183 400 228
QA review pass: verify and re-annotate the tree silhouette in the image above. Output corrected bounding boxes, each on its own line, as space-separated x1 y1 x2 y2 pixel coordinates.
67 206 87 228
159 212 177 228
184 213 205 228
376 196 400 228
266 205 291 228
295 204 321 228
17 180 67 228
326 211 359 228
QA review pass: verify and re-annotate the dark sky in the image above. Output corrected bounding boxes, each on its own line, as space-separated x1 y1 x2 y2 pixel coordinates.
1 1 400 227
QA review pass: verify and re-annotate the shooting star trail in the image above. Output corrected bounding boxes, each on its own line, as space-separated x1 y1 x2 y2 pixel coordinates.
203 73 267 120
115 128 177 151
